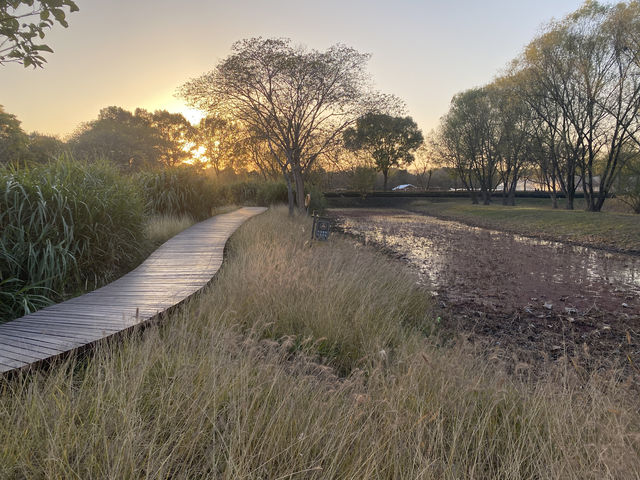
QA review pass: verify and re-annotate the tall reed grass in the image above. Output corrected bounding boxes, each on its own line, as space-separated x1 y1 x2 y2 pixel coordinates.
137 166 287 220
1 158 288 322
0 207 637 478
136 166 225 220
0 159 145 320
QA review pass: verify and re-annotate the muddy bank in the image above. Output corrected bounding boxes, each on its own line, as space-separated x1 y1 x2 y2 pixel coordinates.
331 208 640 375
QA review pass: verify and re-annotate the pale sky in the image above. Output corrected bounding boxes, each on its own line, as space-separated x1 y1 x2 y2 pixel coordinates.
1 0 587 139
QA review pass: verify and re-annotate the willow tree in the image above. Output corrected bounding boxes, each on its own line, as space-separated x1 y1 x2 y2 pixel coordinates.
437 88 501 205
517 1 640 211
179 37 396 215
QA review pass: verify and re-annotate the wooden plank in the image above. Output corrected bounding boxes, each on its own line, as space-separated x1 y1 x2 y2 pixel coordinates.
0 207 266 375
0 337 63 356
0 357 27 371
0 329 80 349
1 325 110 342
11 320 123 335
0 344 46 363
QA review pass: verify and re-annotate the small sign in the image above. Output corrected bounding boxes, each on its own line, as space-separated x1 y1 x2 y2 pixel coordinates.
311 213 331 241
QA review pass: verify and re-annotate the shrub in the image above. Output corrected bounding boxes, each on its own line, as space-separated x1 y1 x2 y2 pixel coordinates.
226 180 288 206
256 180 288 205
136 166 226 220
0 158 145 321
306 184 327 213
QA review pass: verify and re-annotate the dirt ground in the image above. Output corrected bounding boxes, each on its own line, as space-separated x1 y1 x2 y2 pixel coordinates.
331 208 640 376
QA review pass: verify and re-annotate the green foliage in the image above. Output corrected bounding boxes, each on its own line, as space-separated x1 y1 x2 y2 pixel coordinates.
0 158 145 320
306 184 327 213
0 0 79 68
196 116 244 174
351 165 377 194
69 107 195 171
137 166 223 220
140 109 196 167
225 180 288 207
0 105 29 164
139 167 289 221
69 107 164 170
344 113 423 191
26 132 66 164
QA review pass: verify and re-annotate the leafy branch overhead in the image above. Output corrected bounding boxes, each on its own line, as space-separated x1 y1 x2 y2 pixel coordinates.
0 0 79 68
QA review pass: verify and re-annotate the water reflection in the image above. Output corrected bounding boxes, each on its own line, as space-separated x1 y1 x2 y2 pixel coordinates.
334 209 640 315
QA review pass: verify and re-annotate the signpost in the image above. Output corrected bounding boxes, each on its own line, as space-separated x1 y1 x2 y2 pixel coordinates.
311 212 331 241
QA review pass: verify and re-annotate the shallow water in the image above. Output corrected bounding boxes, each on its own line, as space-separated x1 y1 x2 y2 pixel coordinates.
335 207 639 323
333 208 640 367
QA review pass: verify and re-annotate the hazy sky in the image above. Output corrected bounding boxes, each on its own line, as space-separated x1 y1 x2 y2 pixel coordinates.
1 0 587 138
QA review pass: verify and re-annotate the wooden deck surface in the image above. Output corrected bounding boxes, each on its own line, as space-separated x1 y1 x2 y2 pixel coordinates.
0 207 266 373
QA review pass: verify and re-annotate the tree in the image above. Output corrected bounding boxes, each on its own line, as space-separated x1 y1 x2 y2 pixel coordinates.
1 0 79 68
516 1 640 211
27 132 65 163
0 105 29 163
411 141 438 191
241 128 281 180
437 88 501 204
343 113 423 191
196 116 243 176
179 37 397 215
69 106 164 170
146 110 196 167
434 111 479 203
488 76 534 206
615 145 640 213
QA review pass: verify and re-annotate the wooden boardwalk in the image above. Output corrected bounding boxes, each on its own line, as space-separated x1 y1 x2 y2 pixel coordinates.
0 207 266 374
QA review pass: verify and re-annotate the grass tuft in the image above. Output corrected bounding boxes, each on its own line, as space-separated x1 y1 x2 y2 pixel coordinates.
0 207 638 478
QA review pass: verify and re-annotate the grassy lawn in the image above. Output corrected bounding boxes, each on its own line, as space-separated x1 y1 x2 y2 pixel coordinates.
407 198 640 253
1 207 637 478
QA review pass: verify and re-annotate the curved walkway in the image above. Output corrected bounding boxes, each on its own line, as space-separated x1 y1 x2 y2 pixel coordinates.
0 207 266 374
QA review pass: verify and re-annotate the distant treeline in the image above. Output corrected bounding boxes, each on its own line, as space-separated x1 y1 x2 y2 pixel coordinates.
0 105 283 181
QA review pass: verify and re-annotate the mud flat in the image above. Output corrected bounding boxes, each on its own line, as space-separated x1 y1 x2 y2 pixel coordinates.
332 208 640 374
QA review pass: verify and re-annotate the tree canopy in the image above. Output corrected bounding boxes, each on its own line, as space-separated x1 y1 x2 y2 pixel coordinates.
0 0 79 67
343 113 423 191
435 0 640 212
0 105 29 163
179 37 399 214
68 107 195 170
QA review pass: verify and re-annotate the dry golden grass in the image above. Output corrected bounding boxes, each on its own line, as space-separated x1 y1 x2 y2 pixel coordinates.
0 207 638 479
144 207 238 247
144 214 197 246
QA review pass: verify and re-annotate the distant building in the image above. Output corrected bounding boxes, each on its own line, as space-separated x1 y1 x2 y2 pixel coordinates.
392 183 417 191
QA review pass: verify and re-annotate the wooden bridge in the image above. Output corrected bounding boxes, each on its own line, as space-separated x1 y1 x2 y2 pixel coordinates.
0 207 266 374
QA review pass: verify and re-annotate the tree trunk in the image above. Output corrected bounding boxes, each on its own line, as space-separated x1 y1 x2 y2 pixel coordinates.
565 193 574 210
292 165 306 215
550 192 558 209
281 165 295 216
383 169 389 192
470 191 479 204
